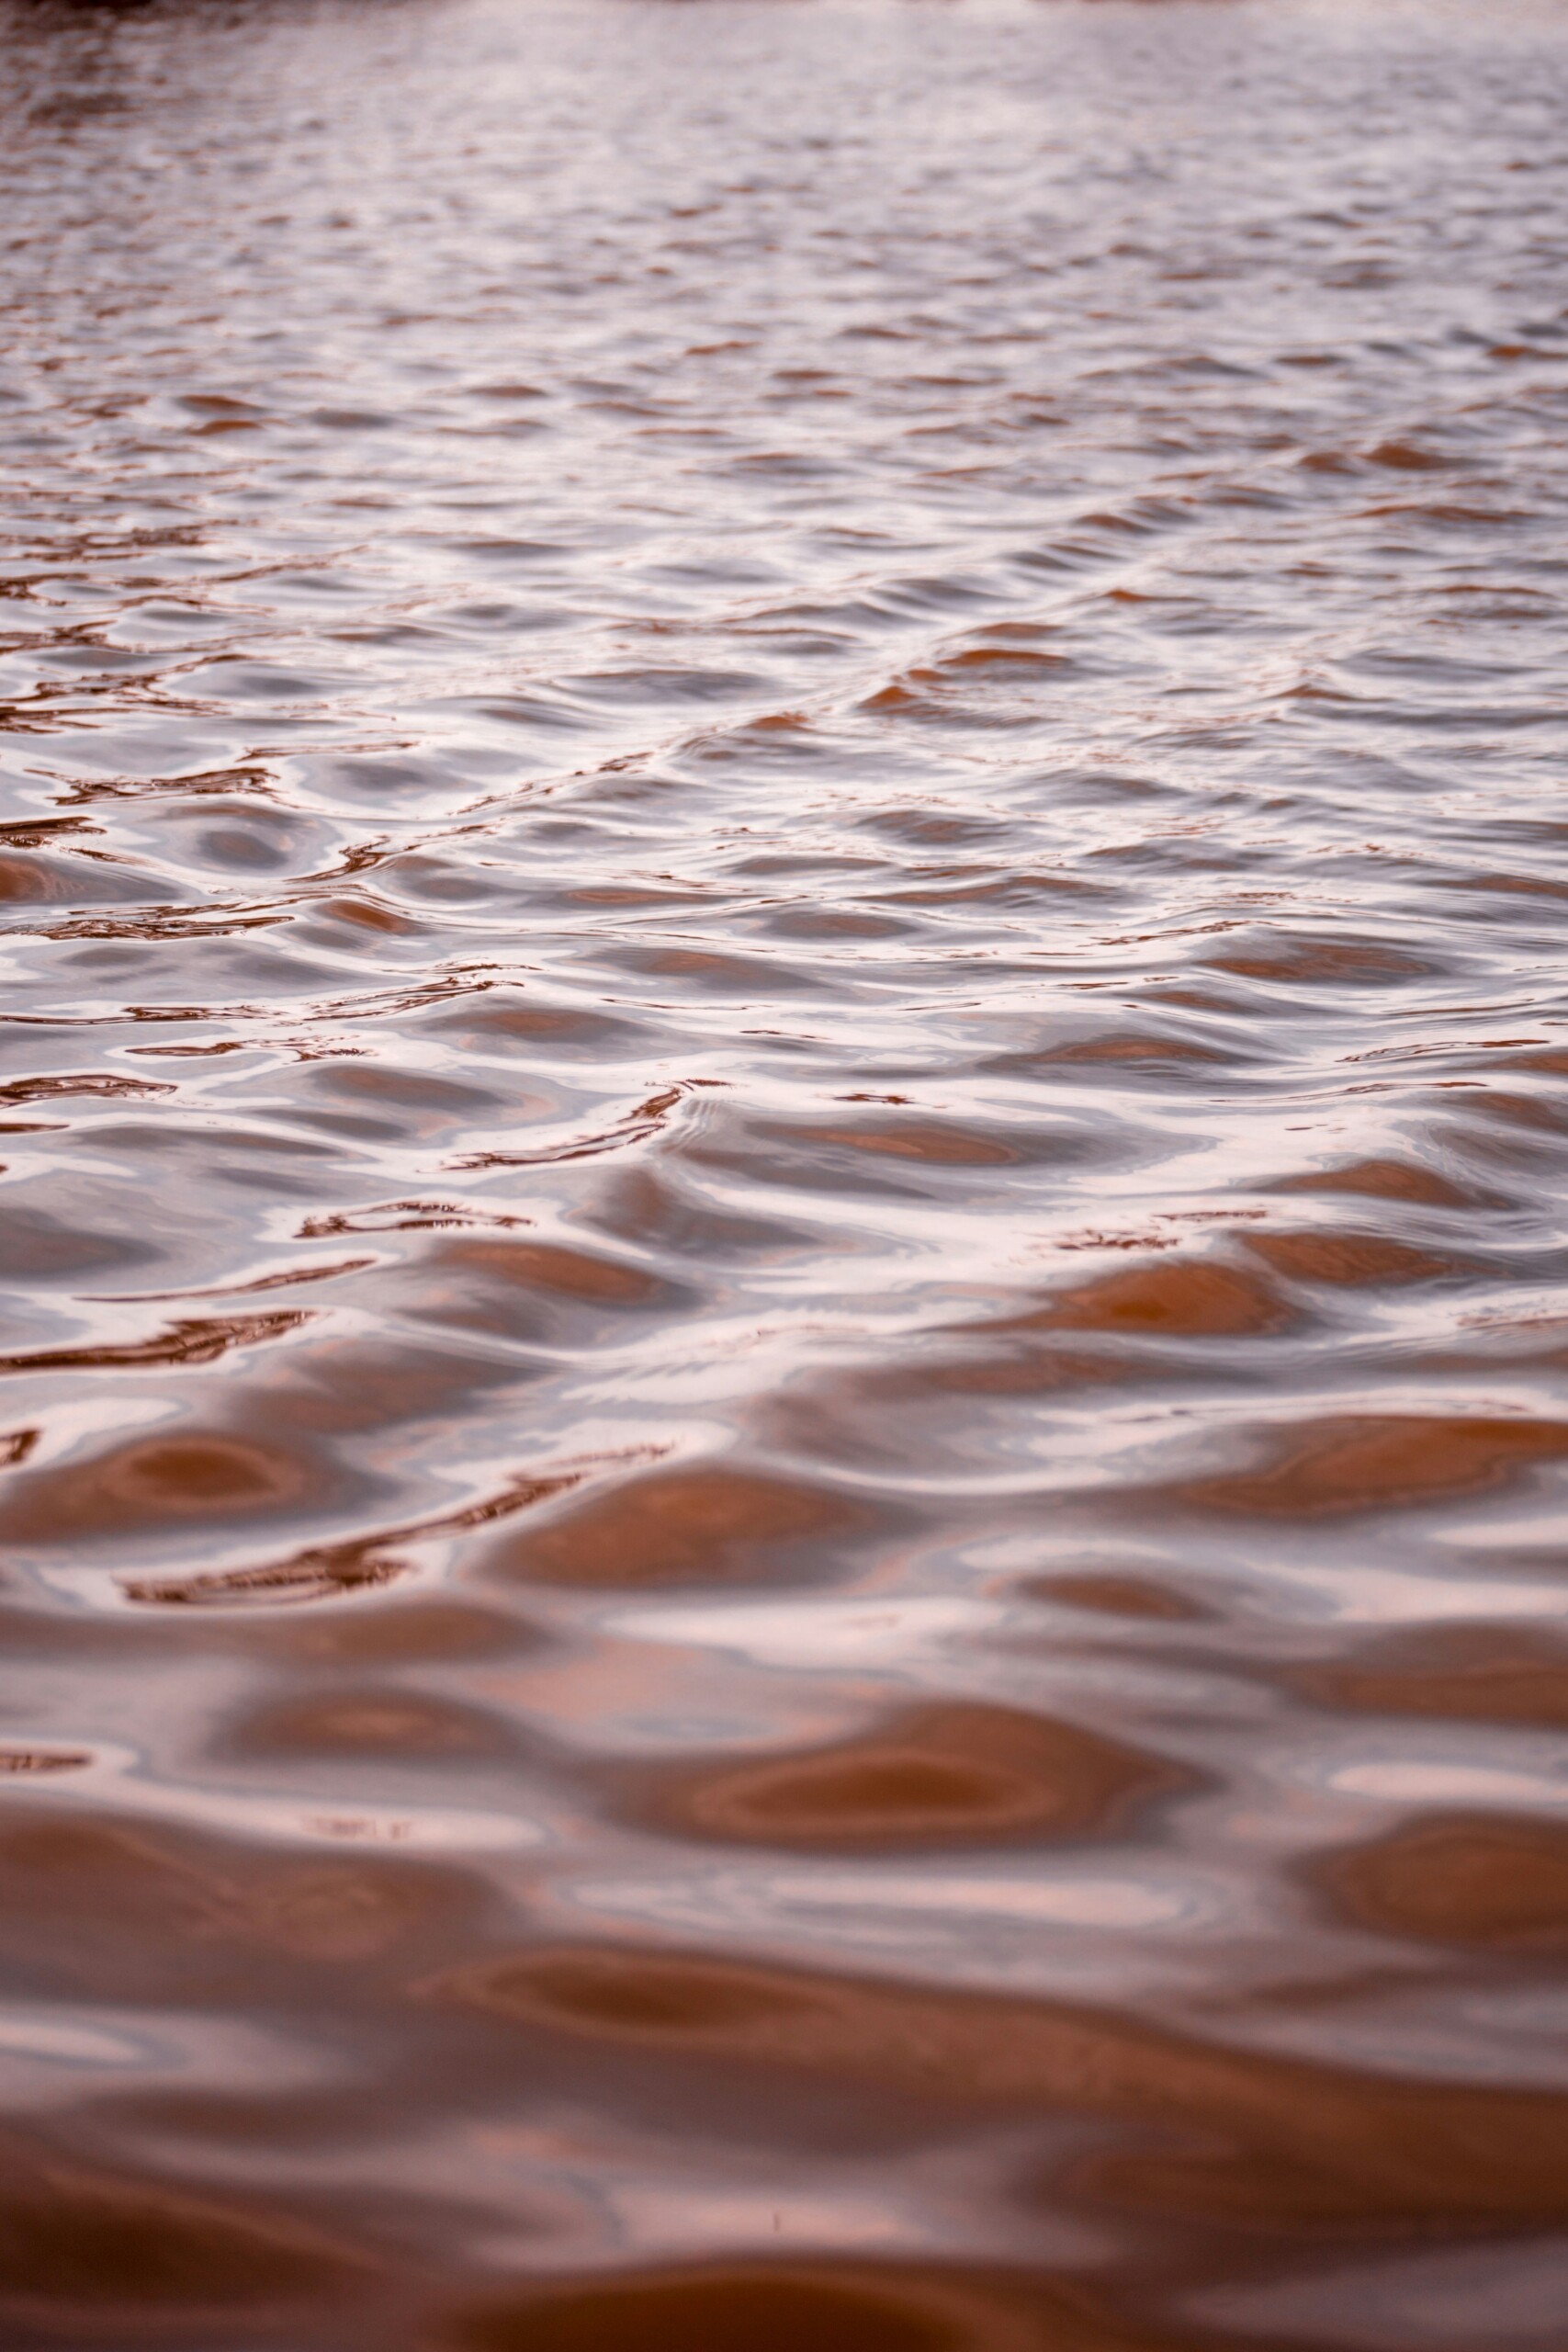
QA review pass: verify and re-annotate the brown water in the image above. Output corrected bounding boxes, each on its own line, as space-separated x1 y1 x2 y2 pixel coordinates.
3 0 1568 2343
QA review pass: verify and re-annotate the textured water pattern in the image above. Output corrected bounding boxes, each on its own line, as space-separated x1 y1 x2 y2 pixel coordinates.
3 0 1568 2343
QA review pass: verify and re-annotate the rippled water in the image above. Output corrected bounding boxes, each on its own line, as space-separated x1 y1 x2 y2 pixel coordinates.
3 0 1568 2343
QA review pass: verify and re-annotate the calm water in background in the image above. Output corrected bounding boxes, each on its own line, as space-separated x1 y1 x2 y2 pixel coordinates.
2 0 1568 2344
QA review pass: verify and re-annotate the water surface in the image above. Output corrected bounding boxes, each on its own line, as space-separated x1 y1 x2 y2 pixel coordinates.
3 1 1568 2344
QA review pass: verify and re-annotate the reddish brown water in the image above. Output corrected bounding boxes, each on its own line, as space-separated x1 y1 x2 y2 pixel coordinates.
3 1 1568 2345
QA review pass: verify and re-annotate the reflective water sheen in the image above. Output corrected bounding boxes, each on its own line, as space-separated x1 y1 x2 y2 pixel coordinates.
3 0 1568 2343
